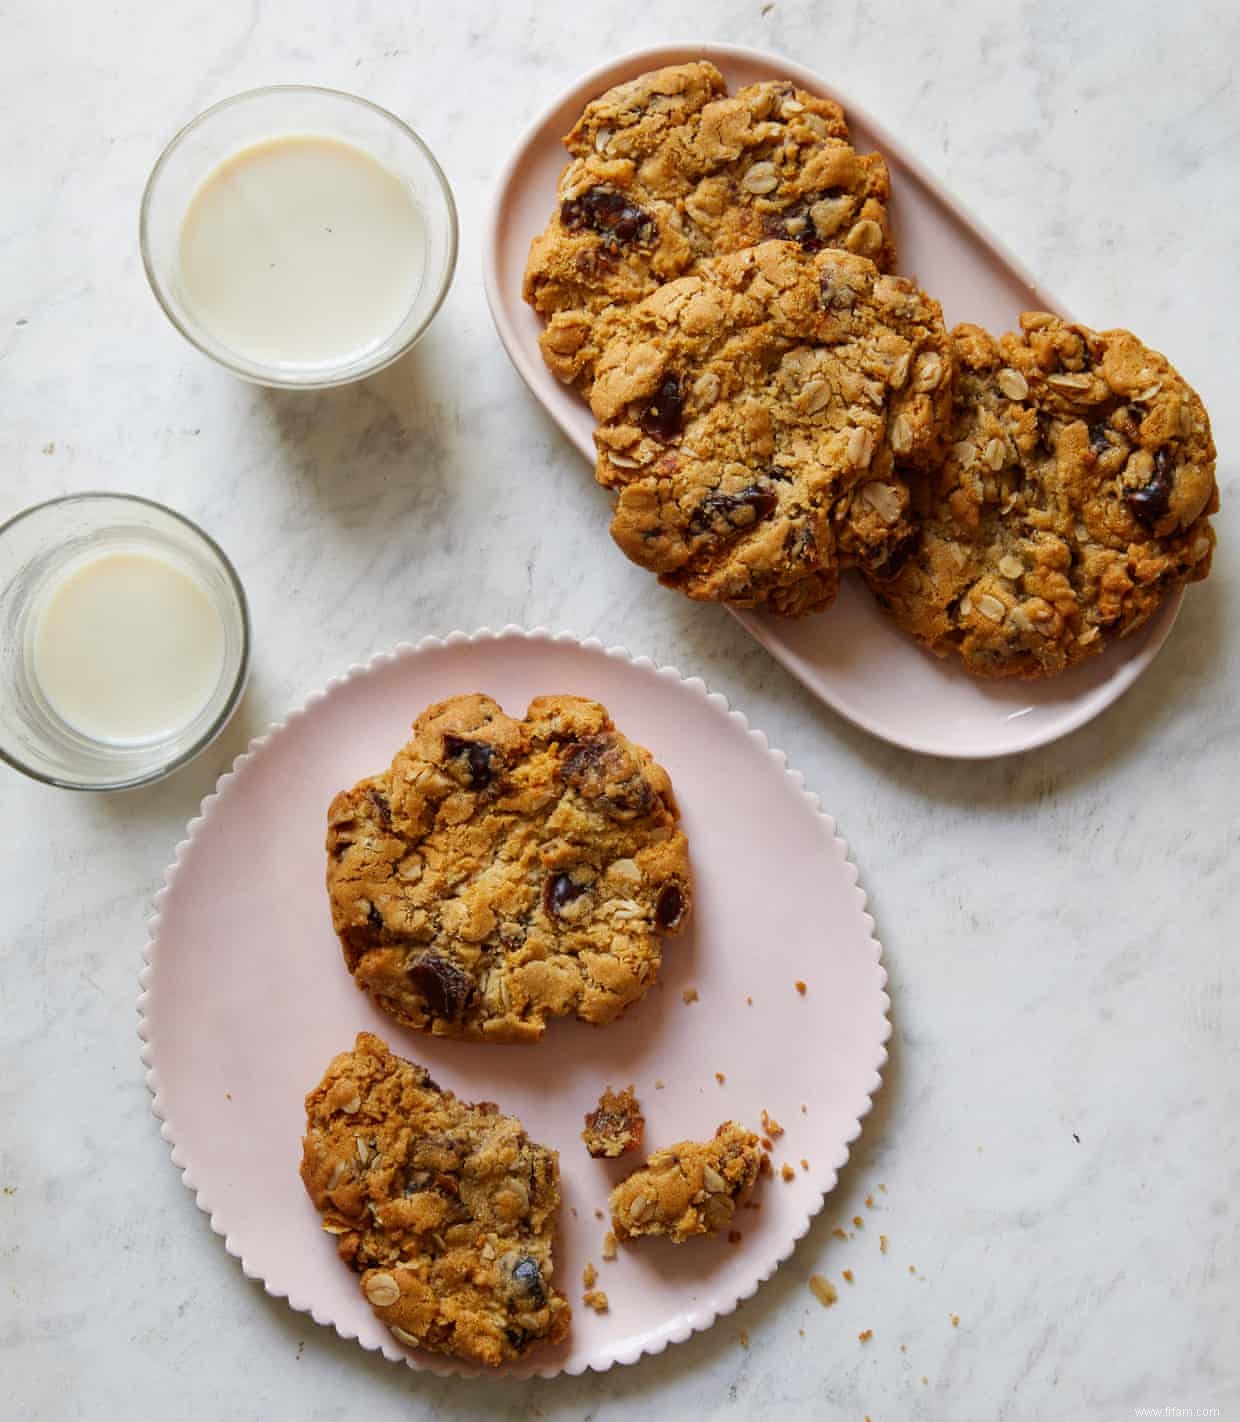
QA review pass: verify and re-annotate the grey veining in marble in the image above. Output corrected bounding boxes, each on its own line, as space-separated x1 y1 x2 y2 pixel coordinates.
2 2 1237 1419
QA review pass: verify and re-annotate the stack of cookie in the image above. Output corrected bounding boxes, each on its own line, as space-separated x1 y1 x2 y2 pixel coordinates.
522 61 1218 680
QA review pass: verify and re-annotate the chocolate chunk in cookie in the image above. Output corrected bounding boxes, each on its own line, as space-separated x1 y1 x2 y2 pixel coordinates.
300 1033 571 1366
523 62 895 393
609 1122 764 1243
327 694 691 1043
866 313 1218 678
589 242 954 614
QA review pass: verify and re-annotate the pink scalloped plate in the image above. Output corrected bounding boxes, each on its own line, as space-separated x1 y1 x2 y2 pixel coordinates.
483 44 1182 758
139 628 889 1378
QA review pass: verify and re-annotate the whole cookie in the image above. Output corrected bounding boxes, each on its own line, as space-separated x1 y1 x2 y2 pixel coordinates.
523 61 895 392
866 314 1218 678
327 693 691 1043
589 241 955 615
300 1033 571 1366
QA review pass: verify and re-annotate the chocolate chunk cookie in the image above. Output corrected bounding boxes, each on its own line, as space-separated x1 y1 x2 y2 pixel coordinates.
327 694 691 1043
866 314 1218 678
589 241 954 614
300 1033 571 1365
609 1122 764 1243
523 61 895 392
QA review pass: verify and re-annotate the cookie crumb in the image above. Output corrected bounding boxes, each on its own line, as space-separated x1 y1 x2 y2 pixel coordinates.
951 1314 960 1328
594 1208 604 1220
759 1152 774 1176
728 1229 743 1244
682 987 700 1004
798 1327 805 1336
582 1261 597 1289
582 1084 644 1158
738 1329 749 1348
843 1269 854 1284
601 1231 617 1261
655 1079 665 1090
570 1206 578 1218
795 980 807 995
878 1182 887 1193
879 1234 888 1254
858 1329 873 1342
908 1265 916 1275
852 1215 864 1229
801 1158 809 1171
832 1227 848 1241
780 1164 795 1182
800 1103 807 1114
864 1193 874 1208
900 1344 907 1353
715 1071 726 1084
761 1136 773 1150
225 1091 232 1101
809 1274 837 1307
583 1290 609 1314
746 995 753 1006
760 1109 784 1138
922 1376 929 1386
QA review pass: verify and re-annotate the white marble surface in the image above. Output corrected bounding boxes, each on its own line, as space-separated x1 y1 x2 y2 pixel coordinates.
2 2 1238 1418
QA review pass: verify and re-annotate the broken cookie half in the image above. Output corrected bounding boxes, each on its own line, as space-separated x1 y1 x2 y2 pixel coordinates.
300 1032 571 1366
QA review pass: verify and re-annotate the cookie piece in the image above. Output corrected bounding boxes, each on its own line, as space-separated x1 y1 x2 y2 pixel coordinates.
609 1122 764 1243
582 1084 645 1158
523 61 895 392
300 1033 571 1366
866 313 1218 678
327 694 691 1043
589 241 954 614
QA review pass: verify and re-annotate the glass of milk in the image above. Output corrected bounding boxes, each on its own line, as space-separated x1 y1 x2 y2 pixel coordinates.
0 495 249 790
140 86 458 388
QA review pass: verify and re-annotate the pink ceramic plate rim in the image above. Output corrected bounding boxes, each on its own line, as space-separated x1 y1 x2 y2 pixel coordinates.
137 627 891 1378
481 43 1181 760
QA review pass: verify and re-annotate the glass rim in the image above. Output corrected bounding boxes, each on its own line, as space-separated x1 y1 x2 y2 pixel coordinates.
0 491 252 792
138 83 460 390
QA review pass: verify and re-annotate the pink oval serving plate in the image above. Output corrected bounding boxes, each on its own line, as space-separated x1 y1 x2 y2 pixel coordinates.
139 628 890 1378
483 44 1182 759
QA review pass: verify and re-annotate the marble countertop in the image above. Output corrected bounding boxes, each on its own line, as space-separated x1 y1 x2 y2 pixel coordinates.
3 2 1237 1418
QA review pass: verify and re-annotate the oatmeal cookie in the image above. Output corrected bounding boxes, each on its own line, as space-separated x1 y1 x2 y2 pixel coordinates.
327 693 691 1043
589 241 954 614
866 313 1218 678
582 1084 645 1158
609 1122 764 1243
300 1032 571 1366
523 61 895 391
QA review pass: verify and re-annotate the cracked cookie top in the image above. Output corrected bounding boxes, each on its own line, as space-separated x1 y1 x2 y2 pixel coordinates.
522 61 895 392
588 241 954 615
300 1033 571 1366
326 693 691 1043
866 313 1218 678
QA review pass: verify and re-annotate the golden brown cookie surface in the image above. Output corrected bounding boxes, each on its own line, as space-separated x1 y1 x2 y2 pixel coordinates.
300 1033 571 1366
609 1121 764 1243
523 61 895 392
327 694 691 1043
590 242 954 615
866 314 1218 678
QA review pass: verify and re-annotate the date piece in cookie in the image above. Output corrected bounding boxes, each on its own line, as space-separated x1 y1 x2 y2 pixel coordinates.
609 1121 764 1243
327 694 691 1043
590 241 954 615
582 1084 645 1158
866 313 1218 678
300 1032 571 1366
523 61 895 392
